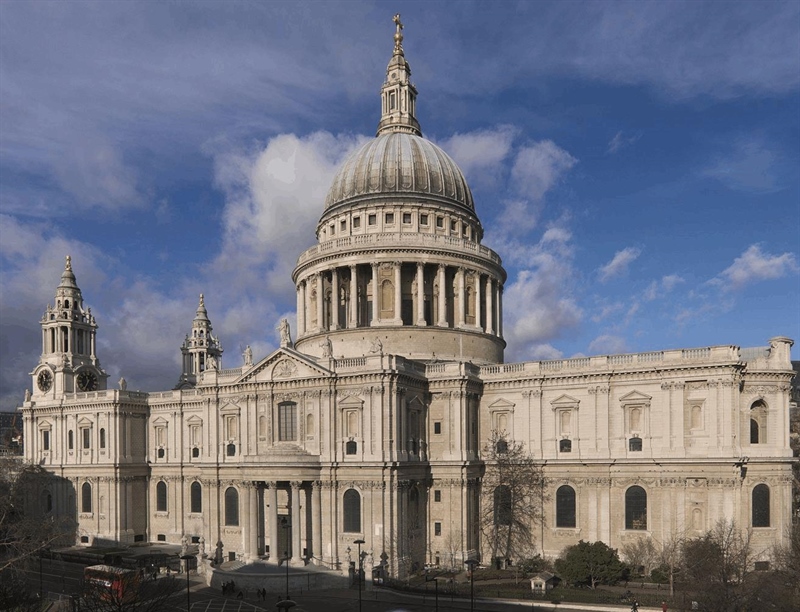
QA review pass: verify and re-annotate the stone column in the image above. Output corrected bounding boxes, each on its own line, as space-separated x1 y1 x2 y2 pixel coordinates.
415 262 426 325
485 277 494 334
331 268 340 330
394 261 402 324
370 263 379 325
267 483 278 564
349 265 358 328
250 483 259 558
312 481 322 565
316 273 325 332
297 281 305 336
456 267 466 327
290 481 303 564
498 283 503 338
475 273 482 331
437 264 447 327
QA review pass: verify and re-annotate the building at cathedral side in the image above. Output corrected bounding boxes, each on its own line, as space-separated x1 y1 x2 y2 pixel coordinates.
18 21 796 577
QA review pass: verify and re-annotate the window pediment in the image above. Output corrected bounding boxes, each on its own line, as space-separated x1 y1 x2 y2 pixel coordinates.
619 390 652 407
338 395 364 409
488 398 515 413
77 416 93 426
185 415 203 425
550 394 580 410
152 417 169 426
219 403 240 415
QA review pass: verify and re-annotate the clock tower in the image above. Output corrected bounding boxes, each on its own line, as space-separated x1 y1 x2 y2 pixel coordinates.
32 256 108 398
175 294 223 388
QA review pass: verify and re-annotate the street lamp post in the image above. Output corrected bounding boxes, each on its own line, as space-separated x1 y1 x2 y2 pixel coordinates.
180 554 193 612
464 559 478 612
39 550 44 604
425 571 439 612
353 539 365 612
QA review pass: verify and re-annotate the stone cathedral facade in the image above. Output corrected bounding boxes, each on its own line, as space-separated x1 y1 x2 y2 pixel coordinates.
18 23 796 576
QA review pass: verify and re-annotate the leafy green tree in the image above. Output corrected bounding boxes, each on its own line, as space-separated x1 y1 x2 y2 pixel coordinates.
554 540 628 589
480 431 546 566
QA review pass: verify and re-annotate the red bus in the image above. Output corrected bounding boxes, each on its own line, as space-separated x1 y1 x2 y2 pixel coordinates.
84 565 140 602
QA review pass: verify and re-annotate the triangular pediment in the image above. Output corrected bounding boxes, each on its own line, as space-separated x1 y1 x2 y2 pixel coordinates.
152 416 169 426
488 398 515 411
619 390 652 404
186 415 203 425
77 416 94 426
338 394 364 408
550 394 580 408
238 347 333 384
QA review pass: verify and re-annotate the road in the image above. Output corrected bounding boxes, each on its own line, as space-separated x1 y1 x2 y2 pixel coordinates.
25 558 658 612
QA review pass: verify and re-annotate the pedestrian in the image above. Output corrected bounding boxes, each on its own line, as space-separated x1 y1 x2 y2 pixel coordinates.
662 601 668 612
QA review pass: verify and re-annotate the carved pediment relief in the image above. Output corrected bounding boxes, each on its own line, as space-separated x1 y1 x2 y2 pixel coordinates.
619 390 652 406
550 394 580 409
238 348 333 384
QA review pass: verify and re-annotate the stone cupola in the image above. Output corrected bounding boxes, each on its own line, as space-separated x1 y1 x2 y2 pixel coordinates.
292 15 507 364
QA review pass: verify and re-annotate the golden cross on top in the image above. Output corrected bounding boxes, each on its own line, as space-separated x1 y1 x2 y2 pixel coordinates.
393 13 404 52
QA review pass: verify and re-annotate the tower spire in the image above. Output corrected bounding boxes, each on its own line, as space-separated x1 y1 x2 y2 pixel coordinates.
376 13 421 137
177 293 223 388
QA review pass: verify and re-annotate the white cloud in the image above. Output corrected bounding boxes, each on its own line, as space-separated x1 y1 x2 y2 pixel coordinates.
598 247 641 282
438 126 516 187
702 138 782 193
588 334 628 355
511 140 578 201
644 273 685 301
715 244 798 290
607 131 642 154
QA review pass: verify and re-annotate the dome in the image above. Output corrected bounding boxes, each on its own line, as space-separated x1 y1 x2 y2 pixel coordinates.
324 132 474 213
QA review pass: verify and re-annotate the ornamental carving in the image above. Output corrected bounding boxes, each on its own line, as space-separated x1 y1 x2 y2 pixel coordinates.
274 360 297 378
742 385 786 394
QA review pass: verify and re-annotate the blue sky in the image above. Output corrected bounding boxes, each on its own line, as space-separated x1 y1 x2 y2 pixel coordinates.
1 0 798 406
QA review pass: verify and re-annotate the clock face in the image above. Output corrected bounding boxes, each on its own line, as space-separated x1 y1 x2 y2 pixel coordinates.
37 370 52 392
77 370 98 392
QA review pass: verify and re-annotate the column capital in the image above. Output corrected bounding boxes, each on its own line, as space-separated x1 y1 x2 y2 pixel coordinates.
290 480 303 490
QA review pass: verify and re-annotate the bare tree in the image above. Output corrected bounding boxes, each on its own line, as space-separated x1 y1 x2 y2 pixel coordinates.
620 536 658 576
79 573 183 612
0 457 76 609
480 431 546 567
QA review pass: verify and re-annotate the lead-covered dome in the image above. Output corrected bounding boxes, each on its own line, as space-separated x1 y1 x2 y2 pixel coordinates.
324 132 474 212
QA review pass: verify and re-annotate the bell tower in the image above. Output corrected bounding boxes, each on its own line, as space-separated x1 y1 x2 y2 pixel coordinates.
176 294 223 388
32 256 108 397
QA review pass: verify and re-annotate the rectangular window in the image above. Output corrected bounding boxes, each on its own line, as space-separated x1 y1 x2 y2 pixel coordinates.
278 403 297 441
42 430 50 451
82 428 90 449
436 216 444 228
341 220 347 231
353 216 361 229
434 421 442 434
434 490 441 502
368 214 376 225
434 522 442 536
420 214 428 225
450 220 457 232
402 212 412 224
157 534 166 542
385 213 394 224
330 224 335 235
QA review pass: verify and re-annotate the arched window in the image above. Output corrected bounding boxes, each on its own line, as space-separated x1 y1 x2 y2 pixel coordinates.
559 439 572 452
556 485 576 528
68 430 74 450
625 486 647 530
224 487 239 526
99 428 105 449
343 489 361 533
750 400 767 444
629 437 642 452
226 443 236 456
190 481 202 513
192 447 200 458
346 440 357 455
81 482 92 513
156 481 167 512
494 485 512 526
752 484 770 527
